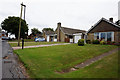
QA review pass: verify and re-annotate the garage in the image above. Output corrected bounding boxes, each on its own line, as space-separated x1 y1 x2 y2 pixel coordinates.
47 35 49 42
74 33 82 43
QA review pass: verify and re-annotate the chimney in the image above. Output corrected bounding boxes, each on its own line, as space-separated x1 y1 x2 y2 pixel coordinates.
109 18 113 23
57 22 61 42
57 22 61 28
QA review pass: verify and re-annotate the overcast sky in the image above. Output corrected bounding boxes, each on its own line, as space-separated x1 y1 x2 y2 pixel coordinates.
0 0 119 34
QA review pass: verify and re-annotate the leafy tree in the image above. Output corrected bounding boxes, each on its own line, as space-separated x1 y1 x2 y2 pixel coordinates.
31 28 41 36
42 28 54 32
1 16 28 39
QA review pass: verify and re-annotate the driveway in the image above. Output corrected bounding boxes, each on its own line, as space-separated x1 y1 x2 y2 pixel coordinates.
2 40 28 78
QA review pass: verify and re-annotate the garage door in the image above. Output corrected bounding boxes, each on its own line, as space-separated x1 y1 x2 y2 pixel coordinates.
47 36 49 42
74 35 81 43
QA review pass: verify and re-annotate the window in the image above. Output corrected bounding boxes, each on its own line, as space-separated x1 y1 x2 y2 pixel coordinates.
94 32 114 41
55 35 57 39
107 32 112 41
101 32 106 40
94 33 99 40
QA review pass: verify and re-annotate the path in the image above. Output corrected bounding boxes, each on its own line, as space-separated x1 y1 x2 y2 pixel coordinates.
2 40 28 78
8 42 34 43
57 47 120 73
12 43 70 50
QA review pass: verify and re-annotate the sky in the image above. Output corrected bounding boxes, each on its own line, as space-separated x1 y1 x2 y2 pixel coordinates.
0 0 119 35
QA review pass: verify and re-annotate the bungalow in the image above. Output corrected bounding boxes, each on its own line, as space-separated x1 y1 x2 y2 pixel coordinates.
55 22 86 43
87 18 120 44
43 30 57 42
28 33 43 40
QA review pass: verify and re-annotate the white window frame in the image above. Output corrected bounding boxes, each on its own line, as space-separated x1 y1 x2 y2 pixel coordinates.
94 32 114 41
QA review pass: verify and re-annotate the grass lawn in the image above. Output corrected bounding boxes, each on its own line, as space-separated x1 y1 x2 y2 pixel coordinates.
63 51 118 78
14 44 118 78
9 42 65 47
8 39 34 42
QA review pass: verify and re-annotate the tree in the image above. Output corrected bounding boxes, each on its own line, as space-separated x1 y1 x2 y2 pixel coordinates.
31 28 41 36
1 16 28 39
42 28 54 32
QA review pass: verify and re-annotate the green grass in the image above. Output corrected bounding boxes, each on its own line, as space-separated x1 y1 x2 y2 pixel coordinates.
63 51 118 78
8 39 34 42
9 42 65 47
14 44 118 78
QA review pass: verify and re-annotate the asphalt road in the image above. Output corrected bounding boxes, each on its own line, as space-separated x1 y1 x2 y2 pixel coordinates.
2 40 27 78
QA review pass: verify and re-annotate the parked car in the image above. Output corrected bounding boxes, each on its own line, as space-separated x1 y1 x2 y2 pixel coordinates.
2 36 9 40
35 38 45 42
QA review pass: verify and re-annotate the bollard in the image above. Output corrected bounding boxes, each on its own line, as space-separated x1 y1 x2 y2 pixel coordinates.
22 39 24 49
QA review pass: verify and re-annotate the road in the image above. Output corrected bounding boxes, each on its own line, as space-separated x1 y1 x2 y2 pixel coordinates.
2 40 28 78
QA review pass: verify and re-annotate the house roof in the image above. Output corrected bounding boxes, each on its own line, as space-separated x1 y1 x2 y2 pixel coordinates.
44 30 55 35
60 27 86 35
87 18 120 33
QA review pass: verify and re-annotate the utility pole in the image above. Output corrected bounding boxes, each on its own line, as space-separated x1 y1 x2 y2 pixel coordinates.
18 2 26 47
21 3 26 49
18 3 23 46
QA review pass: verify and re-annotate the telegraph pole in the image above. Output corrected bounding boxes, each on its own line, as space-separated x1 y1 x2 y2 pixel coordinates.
18 2 26 47
18 3 23 46
21 3 26 49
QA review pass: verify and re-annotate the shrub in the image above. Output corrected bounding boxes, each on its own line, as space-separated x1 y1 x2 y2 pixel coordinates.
111 41 115 45
92 40 100 44
78 39 84 46
86 40 91 44
107 41 115 45
100 41 106 45
107 41 111 44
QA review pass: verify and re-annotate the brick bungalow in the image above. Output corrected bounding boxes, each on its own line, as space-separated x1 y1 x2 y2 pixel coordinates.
55 22 86 43
87 18 120 44
43 30 57 42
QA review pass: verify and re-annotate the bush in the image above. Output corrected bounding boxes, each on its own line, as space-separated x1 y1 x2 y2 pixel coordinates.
111 41 115 45
92 40 100 44
107 41 111 44
86 40 91 44
78 39 84 46
100 41 106 45
107 41 115 45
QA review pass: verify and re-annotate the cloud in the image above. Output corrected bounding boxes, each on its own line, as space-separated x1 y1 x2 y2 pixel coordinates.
0 0 119 34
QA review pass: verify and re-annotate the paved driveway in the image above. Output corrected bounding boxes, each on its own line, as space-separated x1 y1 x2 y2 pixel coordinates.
2 40 28 78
